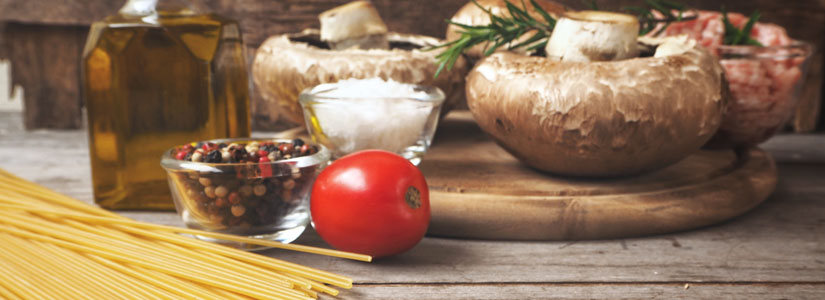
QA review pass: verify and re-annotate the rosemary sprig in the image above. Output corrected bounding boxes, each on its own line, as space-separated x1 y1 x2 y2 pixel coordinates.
430 0 696 78
623 0 692 36
429 0 556 78
721 7 763 46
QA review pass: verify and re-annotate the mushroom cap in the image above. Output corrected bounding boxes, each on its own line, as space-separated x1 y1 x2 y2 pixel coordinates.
545 10 640 62
318 0 388 42
465 37 727 177
446 0 566 60
252 29 468 124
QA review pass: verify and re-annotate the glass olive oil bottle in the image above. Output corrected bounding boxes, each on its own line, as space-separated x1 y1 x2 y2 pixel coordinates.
82 0 251 210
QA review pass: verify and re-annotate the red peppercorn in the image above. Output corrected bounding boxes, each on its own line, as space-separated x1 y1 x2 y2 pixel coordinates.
228 192 240 205
203 142 218 151
278 143 294 154
258 156 270 163
257 150 268 158
215 197 228 207
175 150 187 160
182 144 194 152
299 144 310 155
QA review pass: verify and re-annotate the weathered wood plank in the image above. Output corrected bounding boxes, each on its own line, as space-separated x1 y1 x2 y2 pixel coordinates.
331 283 825 299
0 1 119 26
0 0 467 47
3 23 86 129
1 111 823 293
278 176 825 284
0 22 5 59
2 0 821 46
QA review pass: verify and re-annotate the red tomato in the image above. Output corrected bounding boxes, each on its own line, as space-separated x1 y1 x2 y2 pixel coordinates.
310 150 430 258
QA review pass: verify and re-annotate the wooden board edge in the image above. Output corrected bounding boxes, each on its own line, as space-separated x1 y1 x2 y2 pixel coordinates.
427 148 778 240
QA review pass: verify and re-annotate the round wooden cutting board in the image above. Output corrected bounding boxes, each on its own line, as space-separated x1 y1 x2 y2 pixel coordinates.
419 112 777 240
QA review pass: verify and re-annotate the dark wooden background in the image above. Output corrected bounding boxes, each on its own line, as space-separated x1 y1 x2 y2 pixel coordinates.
0 0 823 131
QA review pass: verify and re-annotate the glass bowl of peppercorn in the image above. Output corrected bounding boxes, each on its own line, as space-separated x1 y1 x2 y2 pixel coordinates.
161 138 329 248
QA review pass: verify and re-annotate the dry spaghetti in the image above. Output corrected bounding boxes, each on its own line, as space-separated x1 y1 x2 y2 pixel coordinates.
0 168 370 300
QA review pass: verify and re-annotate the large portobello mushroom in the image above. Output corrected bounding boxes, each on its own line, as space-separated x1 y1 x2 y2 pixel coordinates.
253 30 468 125
466 11 727 177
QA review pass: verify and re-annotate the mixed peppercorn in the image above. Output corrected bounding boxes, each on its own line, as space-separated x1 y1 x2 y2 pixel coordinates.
169 139 321 231
173 139 317 164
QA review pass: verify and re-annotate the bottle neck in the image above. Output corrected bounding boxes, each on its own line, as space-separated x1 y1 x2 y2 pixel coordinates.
119 0 204 16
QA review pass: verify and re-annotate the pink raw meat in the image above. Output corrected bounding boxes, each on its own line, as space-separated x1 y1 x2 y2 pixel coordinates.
655 10 807 147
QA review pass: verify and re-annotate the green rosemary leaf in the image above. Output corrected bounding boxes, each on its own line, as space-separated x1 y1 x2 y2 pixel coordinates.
484 38 509 56
745 38 763 46
430 0 558 78
504 1 531 23
721 7 763 46
426 37 459 50
624 0 693 36
721 7 736 44
446 37 471 67
472 0 494 15
509 30 548 50
433 60 448 80
530 0 556 27
738 10 761 44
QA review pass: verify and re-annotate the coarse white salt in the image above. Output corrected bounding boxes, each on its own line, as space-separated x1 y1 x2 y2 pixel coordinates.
303 78 443 157
312 78 432 99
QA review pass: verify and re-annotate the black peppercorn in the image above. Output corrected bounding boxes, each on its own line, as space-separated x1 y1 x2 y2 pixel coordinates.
292 138 305 147
232 147 248 162
205 150 222 163
262 144 278 153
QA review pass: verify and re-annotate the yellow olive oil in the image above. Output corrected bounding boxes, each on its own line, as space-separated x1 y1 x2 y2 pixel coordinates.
82 7 250 210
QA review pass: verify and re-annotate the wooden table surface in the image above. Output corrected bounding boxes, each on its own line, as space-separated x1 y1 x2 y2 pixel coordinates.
1 111 824 299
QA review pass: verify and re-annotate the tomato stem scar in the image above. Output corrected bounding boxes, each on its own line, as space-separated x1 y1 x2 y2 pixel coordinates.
405 186 421 209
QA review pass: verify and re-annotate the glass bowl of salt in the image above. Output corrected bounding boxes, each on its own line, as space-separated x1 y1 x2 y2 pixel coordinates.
298 78 446 165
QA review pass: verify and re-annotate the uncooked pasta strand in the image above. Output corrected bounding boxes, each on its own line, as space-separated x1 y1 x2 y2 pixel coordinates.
283 272 342 296
0 169 364 299
0 211 311 300
0 201 370 262
60 215 303 297
87 255 199 300
109 220 353 289
0 235 112 300
0 223 310 300
0 246 55 300
0 282 23 300
37 242 172 300
0 267 47 300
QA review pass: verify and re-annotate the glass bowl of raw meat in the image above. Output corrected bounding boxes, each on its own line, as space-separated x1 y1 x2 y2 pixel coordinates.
655 10 815 148
708 41 814 148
